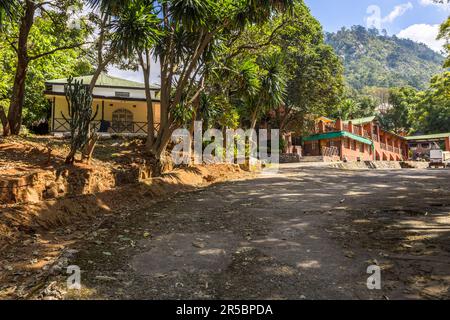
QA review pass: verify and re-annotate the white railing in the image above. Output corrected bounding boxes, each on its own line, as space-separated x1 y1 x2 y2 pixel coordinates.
322 146 339 157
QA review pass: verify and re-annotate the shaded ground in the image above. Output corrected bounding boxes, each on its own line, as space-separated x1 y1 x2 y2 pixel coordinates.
0 136 251 299
34 165 450 300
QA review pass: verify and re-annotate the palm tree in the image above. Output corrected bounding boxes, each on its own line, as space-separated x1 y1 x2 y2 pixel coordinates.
86 0 129 16
84 0 160 93
110 0 160 58
249 54 286 129
144 0 292 173
109 0 161 149
88 0 293 175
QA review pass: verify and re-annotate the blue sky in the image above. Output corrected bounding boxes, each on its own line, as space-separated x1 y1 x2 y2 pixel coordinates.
110 0 450 82
305 0 447 34
304 0 449 51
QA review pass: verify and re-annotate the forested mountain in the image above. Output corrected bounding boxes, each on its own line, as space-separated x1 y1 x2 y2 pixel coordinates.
326 26 445 91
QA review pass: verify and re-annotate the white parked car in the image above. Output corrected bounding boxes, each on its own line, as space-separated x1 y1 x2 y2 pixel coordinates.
429 150 450 168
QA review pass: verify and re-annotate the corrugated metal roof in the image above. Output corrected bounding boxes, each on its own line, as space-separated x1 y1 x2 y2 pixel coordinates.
302 131 373 145
405 133 450 141
46 73 160 90
345 116 376 125
317 116 334 123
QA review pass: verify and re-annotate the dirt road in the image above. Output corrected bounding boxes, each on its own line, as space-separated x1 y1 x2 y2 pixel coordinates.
52 165 450 299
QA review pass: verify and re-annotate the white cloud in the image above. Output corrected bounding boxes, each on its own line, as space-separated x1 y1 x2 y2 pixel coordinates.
419 0 450 11
366 3 414 30
382 2 414 23
397 23 446 52
108 66 144 83
108 59 161 85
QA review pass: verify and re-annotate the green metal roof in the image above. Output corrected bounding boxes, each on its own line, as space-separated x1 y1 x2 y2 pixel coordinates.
405 133 450 141
303 131 373 145
46 73 160 90
345 116 376 125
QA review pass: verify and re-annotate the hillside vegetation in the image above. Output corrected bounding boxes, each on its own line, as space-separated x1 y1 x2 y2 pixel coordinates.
326 26 445 91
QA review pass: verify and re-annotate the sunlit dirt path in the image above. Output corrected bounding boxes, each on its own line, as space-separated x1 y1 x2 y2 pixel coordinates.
61 165 450 300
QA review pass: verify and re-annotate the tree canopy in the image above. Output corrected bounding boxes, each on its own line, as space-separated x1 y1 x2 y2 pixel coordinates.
0 0 93 132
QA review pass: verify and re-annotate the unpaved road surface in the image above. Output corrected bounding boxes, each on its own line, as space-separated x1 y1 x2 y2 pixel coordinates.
49 166 450 299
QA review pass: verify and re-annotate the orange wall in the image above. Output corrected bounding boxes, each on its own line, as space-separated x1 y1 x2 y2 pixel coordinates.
341 139 373 161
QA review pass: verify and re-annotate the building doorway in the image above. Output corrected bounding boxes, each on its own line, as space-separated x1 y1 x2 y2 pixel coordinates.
112 109 134 132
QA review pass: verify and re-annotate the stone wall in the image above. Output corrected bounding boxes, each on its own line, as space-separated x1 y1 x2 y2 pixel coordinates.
280 153 301 163
331 161 431 170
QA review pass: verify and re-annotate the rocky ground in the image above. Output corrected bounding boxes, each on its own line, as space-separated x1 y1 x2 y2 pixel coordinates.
5 164 447 300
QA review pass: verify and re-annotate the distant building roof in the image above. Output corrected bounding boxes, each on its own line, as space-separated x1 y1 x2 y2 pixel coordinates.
46 73 160 90
303 131 373 145
317 116 334 123
345 116 376 125
405 133 450 141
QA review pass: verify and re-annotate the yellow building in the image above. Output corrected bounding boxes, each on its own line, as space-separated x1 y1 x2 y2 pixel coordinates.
45 73 160 135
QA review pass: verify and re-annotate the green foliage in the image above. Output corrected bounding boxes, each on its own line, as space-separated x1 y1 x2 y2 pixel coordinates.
413 72 450 134
326 26 445 91
279 2 344 133
378 87 420 134
204 1 342 133
328 87 377 120
198 93 239 130
170 0 217 31
0 0 18 28
87 0 130 15
258 53 286 111
110 0 161 59
172 101 194 127
0 42 92 127
235 58 262 98
375 72 450 136
333 99 359 120
438 16 450 68
230 52 286 129
0 0 94 130
104 0 295 162
285 42 344 130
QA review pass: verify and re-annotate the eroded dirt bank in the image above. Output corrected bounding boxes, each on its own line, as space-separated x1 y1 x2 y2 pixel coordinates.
0 137 252 299
6 165 448 300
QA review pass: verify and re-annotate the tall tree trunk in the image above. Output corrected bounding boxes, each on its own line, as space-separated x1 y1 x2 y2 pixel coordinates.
249 109 259 155
158 58 170 141
8 61 28 135
149 122 176 174
88 57 113 94
278 105 291 133
0 106 8 135
189 95 201 137
139 51 155 150
250 109 258 131
6 0 35 136
142 55 172 177
146 27 214 175
146 58 171 160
